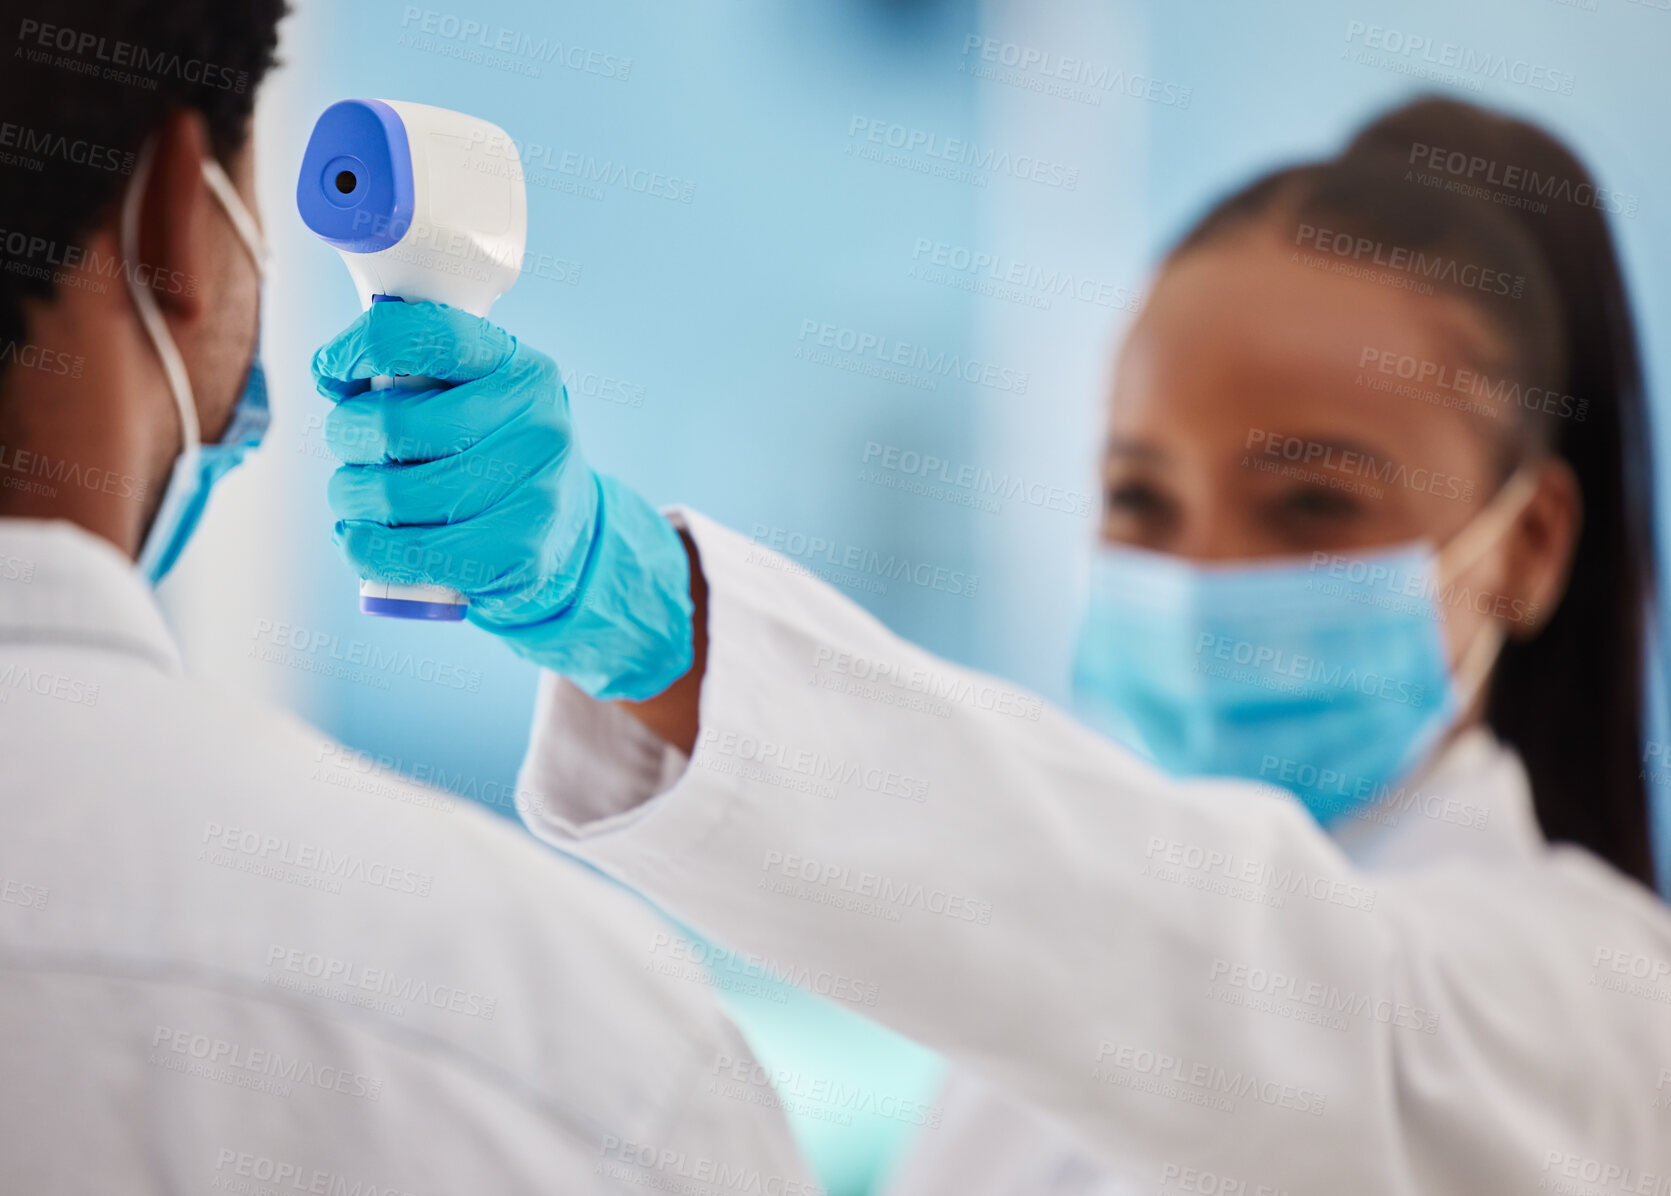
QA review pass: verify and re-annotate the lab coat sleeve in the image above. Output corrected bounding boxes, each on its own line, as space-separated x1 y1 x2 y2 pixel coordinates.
518 507 1671 1195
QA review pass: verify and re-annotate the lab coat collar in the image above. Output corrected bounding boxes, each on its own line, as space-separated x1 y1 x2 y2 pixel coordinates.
0 517 183 675
1327 724 1545 871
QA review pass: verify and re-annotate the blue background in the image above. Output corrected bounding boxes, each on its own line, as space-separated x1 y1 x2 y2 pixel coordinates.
167 1 1671 1191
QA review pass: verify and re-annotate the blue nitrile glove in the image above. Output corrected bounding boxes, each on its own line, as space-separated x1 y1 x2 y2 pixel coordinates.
311 300 693 701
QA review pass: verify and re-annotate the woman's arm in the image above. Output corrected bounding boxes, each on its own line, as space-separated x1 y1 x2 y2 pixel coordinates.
520 508 1671 1195
617 525 707 755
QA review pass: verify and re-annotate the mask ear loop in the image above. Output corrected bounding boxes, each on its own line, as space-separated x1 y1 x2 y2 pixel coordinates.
1434 465 1543 705
121 140 200 459
199 155 269 446
200 156 269 273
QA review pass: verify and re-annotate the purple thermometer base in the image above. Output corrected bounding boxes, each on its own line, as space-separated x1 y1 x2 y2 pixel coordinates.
361 596 467 621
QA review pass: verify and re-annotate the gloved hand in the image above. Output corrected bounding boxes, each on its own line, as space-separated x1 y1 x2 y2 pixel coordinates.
311 300 693 701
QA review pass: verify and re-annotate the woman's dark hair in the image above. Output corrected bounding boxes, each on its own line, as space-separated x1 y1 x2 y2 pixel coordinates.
1168 97 1658 889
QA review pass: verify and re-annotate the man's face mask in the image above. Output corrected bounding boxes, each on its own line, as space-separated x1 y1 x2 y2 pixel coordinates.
1070 469 1539 824
123 141 270 584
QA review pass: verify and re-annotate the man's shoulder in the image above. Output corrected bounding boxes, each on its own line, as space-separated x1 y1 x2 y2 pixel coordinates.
0 658 729 1133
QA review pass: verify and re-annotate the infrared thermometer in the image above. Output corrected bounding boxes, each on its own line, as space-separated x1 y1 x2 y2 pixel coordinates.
297 98 527 621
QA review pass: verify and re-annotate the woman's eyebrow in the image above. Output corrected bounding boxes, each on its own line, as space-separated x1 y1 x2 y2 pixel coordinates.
1103 437 1167 464
1240 432 1401 471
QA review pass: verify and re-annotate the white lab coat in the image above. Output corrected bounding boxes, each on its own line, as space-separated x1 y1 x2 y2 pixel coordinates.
879 726 1546 1196
0 518 811 1194
516 507 1671 1196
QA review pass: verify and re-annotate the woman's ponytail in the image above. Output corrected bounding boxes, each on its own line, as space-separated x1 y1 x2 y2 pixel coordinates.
1347 100 1658 889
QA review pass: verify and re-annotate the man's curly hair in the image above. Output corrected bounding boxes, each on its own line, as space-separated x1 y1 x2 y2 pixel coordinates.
0 0 285 368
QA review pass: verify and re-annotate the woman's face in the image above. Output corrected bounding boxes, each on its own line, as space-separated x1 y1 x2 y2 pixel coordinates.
1103 229 1578 679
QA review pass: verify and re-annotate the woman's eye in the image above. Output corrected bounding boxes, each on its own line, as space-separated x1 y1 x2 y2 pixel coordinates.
1273 485 1362 521
1105 481 1168 518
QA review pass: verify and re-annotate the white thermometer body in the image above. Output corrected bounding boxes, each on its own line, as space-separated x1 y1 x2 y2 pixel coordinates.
298 98 527 620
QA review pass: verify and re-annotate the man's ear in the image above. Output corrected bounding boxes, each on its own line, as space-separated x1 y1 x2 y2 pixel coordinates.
135 109 211 322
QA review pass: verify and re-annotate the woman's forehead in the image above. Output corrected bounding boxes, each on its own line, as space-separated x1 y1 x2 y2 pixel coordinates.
1109 234 1514 451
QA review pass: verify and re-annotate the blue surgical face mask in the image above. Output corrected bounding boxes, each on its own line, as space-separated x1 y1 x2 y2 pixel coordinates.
123 145 271 584
1070 470 1539 824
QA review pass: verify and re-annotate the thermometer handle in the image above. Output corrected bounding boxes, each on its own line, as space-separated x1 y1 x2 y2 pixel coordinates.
357 355 467 621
